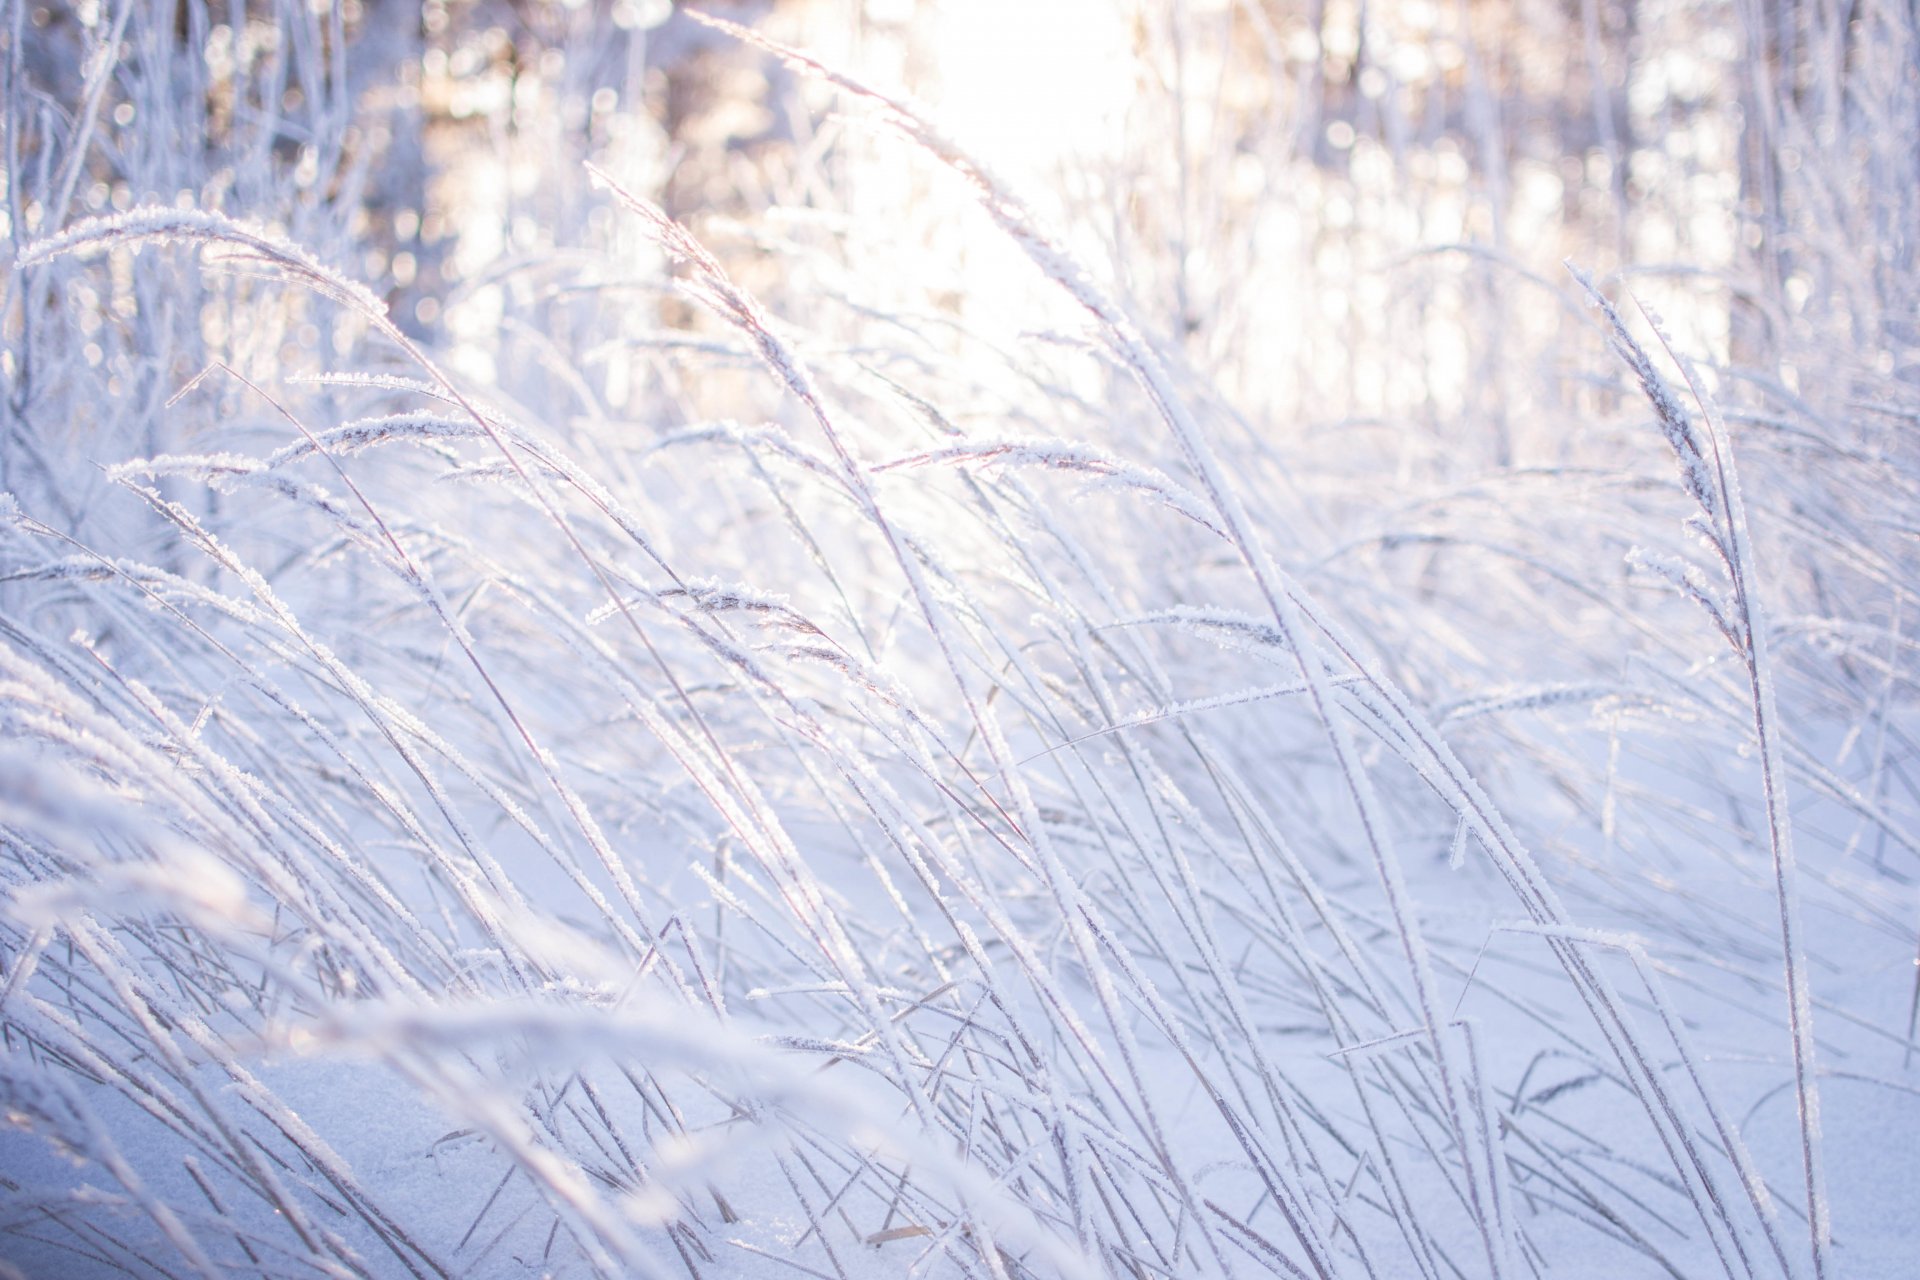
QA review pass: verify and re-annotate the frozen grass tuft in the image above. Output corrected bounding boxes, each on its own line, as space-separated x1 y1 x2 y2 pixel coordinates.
4 3 1918 1278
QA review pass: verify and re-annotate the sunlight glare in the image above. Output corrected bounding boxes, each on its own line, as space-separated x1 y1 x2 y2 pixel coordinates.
922 0 1132 184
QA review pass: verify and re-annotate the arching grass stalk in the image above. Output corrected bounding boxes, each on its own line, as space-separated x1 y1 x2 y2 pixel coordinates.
1574 266 1830 1280
679 12 1515 1274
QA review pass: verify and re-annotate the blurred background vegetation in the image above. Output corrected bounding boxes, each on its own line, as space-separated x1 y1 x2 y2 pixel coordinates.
4 4 1919 1277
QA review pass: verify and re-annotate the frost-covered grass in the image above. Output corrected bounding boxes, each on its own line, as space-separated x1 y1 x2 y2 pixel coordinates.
3 3 1919 1278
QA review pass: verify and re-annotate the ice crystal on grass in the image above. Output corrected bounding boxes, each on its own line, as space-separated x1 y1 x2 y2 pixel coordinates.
3 3 1915 1279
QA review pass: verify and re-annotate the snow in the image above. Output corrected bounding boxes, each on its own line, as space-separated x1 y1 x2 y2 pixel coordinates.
4 1 1919 1278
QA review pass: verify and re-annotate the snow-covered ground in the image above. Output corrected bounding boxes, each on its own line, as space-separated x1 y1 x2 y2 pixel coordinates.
4 2 1917 1277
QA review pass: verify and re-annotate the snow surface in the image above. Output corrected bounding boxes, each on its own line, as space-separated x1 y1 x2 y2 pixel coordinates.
4 2 1918 1278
